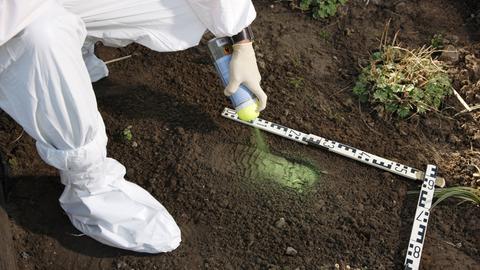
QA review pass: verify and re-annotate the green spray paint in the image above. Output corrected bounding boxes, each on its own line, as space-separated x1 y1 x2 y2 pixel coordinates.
248 128 320 192
253 128 269 153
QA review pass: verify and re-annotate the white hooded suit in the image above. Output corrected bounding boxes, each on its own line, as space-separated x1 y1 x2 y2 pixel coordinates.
0 0 256 253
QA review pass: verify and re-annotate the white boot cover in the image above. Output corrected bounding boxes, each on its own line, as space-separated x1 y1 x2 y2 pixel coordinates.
36 131 181 253
61 158 181 253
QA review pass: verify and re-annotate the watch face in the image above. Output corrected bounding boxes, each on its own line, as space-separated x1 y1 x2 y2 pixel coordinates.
208 37 234 59
224 46 233 55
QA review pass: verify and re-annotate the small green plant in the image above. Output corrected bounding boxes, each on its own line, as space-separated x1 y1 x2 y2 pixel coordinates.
431 34 444 49
289 77 304 89
8 157 17 168
319 30 331 41
298 0 347 19
121 125 133 141
291 56 302 68
353 44 452 118
431 186 479 208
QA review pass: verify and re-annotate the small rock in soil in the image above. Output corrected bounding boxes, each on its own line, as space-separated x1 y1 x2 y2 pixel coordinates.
285 246 298 256
313 199 325 210
116 261 128 269
343 97 354 107
176 127 186 135
275 217 286 229
21 251 29 259
439 45 459 63
258 60 266 70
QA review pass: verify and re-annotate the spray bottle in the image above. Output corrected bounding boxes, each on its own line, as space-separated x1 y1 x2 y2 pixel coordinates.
208 37 259 121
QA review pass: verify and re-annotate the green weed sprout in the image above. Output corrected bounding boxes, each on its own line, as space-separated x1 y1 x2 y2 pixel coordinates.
8 157 17 168
122 125 133 141
298 0 347 19
319 30 331 41
289 77 305 89
353 43 452 119
431 186 480 208
431 34 444 49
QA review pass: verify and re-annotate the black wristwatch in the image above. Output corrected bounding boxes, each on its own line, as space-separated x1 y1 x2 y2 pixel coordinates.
231 26 254 44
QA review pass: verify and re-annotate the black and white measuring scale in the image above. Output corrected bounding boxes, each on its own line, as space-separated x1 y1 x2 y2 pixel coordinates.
222 107 445 187
404 164 437 270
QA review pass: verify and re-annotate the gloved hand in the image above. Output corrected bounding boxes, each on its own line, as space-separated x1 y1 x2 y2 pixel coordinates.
224 42 267 112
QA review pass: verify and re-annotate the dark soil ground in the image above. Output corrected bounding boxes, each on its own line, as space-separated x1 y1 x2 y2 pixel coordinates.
1 0 479 269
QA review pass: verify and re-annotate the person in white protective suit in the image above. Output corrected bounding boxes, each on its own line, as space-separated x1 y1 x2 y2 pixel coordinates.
0 0 267 253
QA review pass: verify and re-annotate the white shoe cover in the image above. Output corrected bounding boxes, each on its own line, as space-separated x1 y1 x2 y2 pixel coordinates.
59 158 181 253
36 133 181 253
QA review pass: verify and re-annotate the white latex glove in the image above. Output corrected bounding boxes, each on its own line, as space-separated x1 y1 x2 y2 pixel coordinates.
224 42 267 112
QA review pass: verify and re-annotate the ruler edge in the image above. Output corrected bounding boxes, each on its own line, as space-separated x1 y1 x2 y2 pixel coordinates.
221 107 446 188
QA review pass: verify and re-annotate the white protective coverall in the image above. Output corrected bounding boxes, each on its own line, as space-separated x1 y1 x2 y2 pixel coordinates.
0 0 256 253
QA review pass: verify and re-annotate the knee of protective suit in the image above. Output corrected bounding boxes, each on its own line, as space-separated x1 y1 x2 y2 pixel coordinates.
21 4 87 54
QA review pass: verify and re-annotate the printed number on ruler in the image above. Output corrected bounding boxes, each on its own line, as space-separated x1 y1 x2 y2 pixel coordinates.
404 165 437 270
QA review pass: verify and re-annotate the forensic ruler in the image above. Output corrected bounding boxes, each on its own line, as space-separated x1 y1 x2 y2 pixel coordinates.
222 108 445 187
404 165 437 270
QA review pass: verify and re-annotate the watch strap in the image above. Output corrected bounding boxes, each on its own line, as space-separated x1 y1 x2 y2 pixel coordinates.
231 26 254 43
